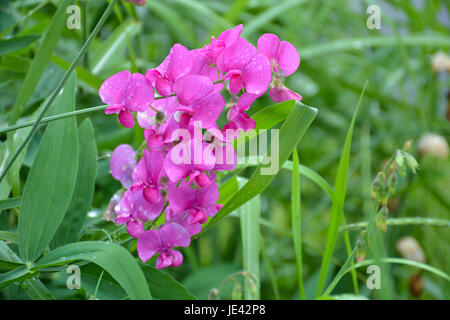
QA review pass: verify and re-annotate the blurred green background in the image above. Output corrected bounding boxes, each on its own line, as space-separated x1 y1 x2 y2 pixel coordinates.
0 0 449 300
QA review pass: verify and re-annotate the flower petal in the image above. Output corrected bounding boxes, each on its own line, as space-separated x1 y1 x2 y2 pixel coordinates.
174 75 213 106
276 41 300 76
257 33 280 61
242 53 271 95
99 70 130 105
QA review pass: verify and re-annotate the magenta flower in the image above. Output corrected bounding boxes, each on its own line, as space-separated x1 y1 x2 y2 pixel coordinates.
137 223 191 268
257 33 300 76
173 74 225 129
269 85 303 103
167 179 221 225
164 137 216 185
114 190 147 238
99 70 154 128
103 24 305 269
217 38 271 95
145 44 193 97
224 92 259 132
194 24 243 66
131 149 165 207
110 144 137 189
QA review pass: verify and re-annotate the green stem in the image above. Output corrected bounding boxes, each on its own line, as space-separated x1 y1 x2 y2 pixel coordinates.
0 0 118 184
0 105 107 134
340 217 450 231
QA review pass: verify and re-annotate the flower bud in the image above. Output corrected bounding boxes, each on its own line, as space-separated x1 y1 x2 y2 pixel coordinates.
356 231 367 263
375 206 389 232
417 133 449 159
387 172 398 196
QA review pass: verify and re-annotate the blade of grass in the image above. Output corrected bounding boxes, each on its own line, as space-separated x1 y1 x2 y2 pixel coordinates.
239 177 261 300
291 148 305 299
259 235 280 299
316 81 368 297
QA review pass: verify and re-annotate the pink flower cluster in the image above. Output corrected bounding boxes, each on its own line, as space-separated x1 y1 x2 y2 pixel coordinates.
100 25 302 269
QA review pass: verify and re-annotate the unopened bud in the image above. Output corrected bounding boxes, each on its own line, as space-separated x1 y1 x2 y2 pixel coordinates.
375 206 389 232
356 231 367 263
395 150 407 177
403 140 412 151
387 172 398 196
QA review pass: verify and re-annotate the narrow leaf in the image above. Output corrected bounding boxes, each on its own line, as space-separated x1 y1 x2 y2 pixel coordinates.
239 177 261 300
51 119 97 248
316 82 367 296
18 73 79 262
33 241 152 300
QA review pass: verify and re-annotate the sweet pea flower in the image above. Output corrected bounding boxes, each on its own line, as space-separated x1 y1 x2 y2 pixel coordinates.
257 33 300 76
167 179 221 226
268 72 302 103
131 149 165 209
137 223 191 268
145 44 193 97
99 70 154 128
164 207 202 236
173 75 225 129
269 85 303 103
194 24 243 67
217 38 272 95
114 189 150 238
110 144 137 189
163 136 216 185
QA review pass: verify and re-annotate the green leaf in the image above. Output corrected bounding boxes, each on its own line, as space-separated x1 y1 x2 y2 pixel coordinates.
203 100 317 232
0 231 18 244
291 149 305 299
51 55 103 90
8 0 72 124
33 241 152 300
238 177 260 300
51 119 97 248
91 19 141 75
140 264 197 300
316 82 367 297
18 73 79 262
0 265 30 289
0 197 21 211
0 34 40 55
